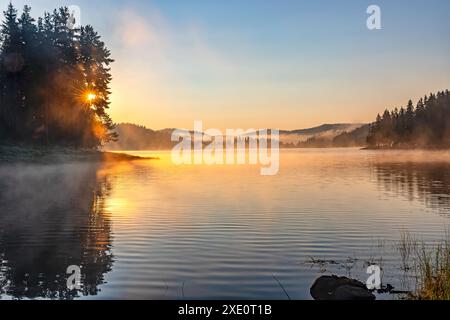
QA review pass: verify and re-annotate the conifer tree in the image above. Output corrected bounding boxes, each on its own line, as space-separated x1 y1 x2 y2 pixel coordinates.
0 3 117 147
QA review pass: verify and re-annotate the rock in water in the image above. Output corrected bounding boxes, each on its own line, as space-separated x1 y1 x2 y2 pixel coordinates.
310 275 376 300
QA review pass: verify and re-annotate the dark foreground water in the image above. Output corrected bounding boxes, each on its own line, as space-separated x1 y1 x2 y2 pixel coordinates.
0 149 449 300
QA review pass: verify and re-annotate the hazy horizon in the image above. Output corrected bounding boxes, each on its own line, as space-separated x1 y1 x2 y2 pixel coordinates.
114 121 366 131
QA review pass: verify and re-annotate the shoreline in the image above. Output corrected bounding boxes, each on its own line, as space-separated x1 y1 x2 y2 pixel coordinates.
362 146 450 151
0 145 158 164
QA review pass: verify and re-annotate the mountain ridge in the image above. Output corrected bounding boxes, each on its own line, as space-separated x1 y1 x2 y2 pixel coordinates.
105 123 368 150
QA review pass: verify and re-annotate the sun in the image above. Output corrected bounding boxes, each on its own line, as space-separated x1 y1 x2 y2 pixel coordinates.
85 92 97 103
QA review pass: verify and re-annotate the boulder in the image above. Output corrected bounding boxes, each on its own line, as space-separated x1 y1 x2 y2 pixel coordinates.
310 275 376 300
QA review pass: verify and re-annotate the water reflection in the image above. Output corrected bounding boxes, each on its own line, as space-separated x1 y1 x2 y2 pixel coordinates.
0 163 113 299
0 150 449 300
373 161 450 213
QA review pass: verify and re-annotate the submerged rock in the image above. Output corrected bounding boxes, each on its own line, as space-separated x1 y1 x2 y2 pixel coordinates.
310 275 376 300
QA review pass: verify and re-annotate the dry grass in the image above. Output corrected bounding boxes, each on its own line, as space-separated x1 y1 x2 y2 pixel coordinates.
400 231 450 300
399 231 417 271
415 240 450 300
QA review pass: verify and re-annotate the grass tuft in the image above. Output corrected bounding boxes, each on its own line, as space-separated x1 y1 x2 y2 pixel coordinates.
414 238 450 300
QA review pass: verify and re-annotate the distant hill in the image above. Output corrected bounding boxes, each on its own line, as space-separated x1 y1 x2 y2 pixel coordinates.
105 124 175 150
281 123 363 136
105 123 368 150
281 124 369 148
279 123 365 144
333 124 370 147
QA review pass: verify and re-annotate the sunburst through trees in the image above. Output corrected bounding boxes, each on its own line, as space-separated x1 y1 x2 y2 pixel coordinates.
0 3 118 147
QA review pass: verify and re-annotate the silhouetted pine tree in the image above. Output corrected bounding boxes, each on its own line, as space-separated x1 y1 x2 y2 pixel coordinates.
0 3 21 139
0 3 117 147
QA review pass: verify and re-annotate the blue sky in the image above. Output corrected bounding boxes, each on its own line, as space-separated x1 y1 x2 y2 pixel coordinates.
5 0 450 129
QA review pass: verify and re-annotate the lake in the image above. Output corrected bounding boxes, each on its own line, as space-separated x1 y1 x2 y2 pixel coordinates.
0 148 449 300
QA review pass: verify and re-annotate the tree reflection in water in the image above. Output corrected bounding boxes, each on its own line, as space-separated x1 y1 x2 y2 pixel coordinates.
373 161 450 213
0 163 113 299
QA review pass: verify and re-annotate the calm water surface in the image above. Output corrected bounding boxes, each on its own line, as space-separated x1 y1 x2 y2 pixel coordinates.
0 149 449 299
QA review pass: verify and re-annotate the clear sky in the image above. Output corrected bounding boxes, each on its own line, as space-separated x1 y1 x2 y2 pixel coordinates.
7 0 450 130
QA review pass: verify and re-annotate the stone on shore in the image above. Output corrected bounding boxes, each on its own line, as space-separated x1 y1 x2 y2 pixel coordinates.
310 275 376 300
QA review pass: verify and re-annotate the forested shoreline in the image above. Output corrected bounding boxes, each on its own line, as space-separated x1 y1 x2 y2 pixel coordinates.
0 4 117 148
367 90 450 149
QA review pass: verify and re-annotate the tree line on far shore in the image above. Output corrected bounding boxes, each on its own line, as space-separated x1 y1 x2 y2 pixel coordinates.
0 3 117 148
367 90 450 149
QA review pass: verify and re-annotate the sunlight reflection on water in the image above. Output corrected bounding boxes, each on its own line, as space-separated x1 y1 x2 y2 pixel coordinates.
0 149 449 299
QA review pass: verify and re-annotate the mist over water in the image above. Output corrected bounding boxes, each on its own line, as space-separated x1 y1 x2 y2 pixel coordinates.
0 163 113 299
0 149 449 300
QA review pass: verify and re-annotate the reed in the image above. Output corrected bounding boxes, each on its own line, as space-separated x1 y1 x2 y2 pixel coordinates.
414 238 450 300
